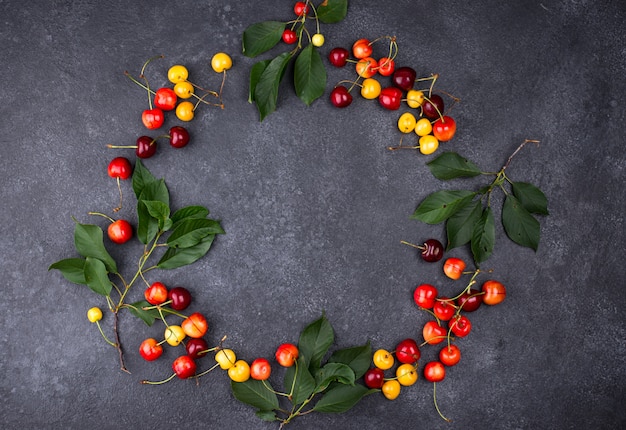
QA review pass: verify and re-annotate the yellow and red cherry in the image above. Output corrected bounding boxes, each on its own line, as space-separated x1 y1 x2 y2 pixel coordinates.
443 257 466 280
432 116 457 142
423 320 447 345
139 338 163 361
250 358 272 381
482 280 506 305
352 38 372 59
378 87 403 110
328 47 350 67
392 66 416 91
377 57 395 76
144 282 168 305
275 343 299 367
423 94 445 119
330 86 353 108
356 57 378 78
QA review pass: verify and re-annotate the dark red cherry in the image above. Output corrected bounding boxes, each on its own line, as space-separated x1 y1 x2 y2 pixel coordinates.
423 94 445 119
378 87 403 110
456 289 483 312
330 86 353 108
135 136 157 159
328 47 350 67
169 126 190 148
391 66 417 91
168 286 192 311
363 367 385 389
186 338 209 359
421 239 444 262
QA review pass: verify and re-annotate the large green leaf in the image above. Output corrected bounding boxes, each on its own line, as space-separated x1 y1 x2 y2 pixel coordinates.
166 218 224 248
312 384 374 413
83 257 112 296
248 60 271 103
254 52 293 121
298 314 334 370
511 182 549 215
427 152 482 180
314 363 355 393
284 357 316 406
242 21 285 58
73 222 117 273
317 0 349 23
446 199 482 250
294 44 326 106
127 300 160 326
412 190 477 224
131 159 157 199
157 234 216 270
48 258 87 285
143 200 172 231
136 200 160 245
328 342 372 379
170 205 209 227
471 207 495 265
502 194 540 251
231 378 280 411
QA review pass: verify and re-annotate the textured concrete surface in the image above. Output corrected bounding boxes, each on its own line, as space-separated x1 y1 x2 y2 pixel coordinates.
1 0 625 429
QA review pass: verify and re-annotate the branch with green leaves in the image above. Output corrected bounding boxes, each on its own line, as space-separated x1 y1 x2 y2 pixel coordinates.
48 160 224 371
242 0 349 120
412 140 549 266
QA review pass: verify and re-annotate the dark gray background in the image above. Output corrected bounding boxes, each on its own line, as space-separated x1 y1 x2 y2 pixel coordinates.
1 0 624 429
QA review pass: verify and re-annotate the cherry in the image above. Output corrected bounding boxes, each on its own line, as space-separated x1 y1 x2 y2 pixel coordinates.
293 1 310 16
422 94 445 119
449 315 472 338
186 338 209 359
414 284 438 309
168 286 192 311
172 355 196 379
392 66 416 91
378 87 402 110
169 126 190 148
423 320 447 345
456 289 483 312
135 136 157 158
282 29 297 44
363 367 385 389
330 86 353 108
154 87 177 111
328 47 350 67
439 344 461 367
108 219 133 244
433 297 456 321
139 338 163 361
402 238 444 262
424 361 446 383
107 157 133 180
395 338 421 364
141 108 164 130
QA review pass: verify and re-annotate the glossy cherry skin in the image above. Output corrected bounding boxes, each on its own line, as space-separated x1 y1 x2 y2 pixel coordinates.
395 338 421 364
424 361 446 382
154 87 177 111
169 126 190 148
107 157 133 180
330 86 353 108
423 321 447 345
439 344 461 367
432 116 456 142
139 338 163 361
421 239 444 262
422 94 445 119
186 338 209 359
172 355 196 379
449 315 472 338
282 29 297 44
456 289 483 312
135 136 157 159
107 219 132 244
378 87 403 110
482 280 506 305
433 297 456 321
328 47 350 67
392 66 416 91
414 284 438 309
141 108 164 130
168 286 192 311
363 367 385 389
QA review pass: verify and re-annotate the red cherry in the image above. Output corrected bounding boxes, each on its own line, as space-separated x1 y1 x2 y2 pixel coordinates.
328 47 350 67
423 321 447 345
363 367 385 389
139 338 163 361
293 1 310 16
135 136 157 159
433 297 456 321
172 355 196 379
432 116 456 142
154 88 177 111
391 66 417 91
395 338 421 364
186 338 209 359
107 219 133 244
282 29 297 44
168 286 192 311
439 344 461 367
378 87 402 110
424 361 446 382
141 108 164 130
456 289 483 312
107 157 133 180
169 126 190 148
414 284 438 309
330 86 353 108
449 315 472 338
423 94 445 119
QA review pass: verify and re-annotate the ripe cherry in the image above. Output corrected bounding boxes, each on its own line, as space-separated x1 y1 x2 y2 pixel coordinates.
168 286 192 311
144 282 168 305
432 116 457 142
330 86 353 108
395 338 421 364
424 361 446 382
172 355 196 379
449 315 472 338
275 343 299 367
107 219 133 244
422 94 445 119
352 38 372 59
107 157 133 180
439 344 461 366
402 238 444 262
377 57 395 76
328 47 350 67
250 358 272 381
282 28 297 44
392 66 416 91
181 312 208 338
423 321 447 345
139 338 163 361
363 367 385 389
355 57 378 78
141 108 164 130
169 126 190 148
456 289 483 312
482 280 506 305
414 284 438 309
186 338 209 359
135 136 157 159
433 297 456 321
154 87 177 111
443 257 466 280
378 87 403 110
293 1 310 16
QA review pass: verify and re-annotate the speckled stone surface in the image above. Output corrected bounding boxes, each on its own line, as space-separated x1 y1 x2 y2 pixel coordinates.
1 1 624 429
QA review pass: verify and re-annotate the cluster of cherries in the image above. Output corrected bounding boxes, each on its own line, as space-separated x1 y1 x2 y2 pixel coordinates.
281 1 326 47
362 237 506 420
327 37 458 155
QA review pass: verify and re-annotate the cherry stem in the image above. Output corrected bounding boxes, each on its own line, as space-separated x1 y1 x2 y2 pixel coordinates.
88 211 115 223
400 240 425 250
141 372 176 385
502 139 540 172
433 382 452 422
95 321 117 347
193 362 221 379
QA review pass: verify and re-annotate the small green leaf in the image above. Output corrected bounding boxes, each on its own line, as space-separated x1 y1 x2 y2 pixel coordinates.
132 159 157 199
412 190 477 224
166 218 224 248
471 207 495 265
143 200 171 231
48 258 87 285
446 199 483 250
312 384 374 413
231 379 280 411
248 60 271 103
242 21 285 58
170 206 210 226
284 357 316 406
157 234 216 270
73 222 117 273
294 44 326 106
136 200 160 245
328 341 372 379
83 257 112 296
298 313 334 371
502 194 540 251
511 182 549 215
317 0 349 23
254 52 293 121
314 363 355 393
426 152 482 180
255 410 278 422
127 300 160 326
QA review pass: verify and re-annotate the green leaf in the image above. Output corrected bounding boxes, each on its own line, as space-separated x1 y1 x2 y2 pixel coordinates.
471 207 495 265
511 182 549 215
294 44 326 106
502 194 540 251
136 200 159 245
83 257 112 296
143 200 171 231
254 52 293 121
446 199 483 250
48 258 87 285
166 218 224 248
328 341 372 379
284 357 316 406
255 410 278 422
231 378 280 411
317 0 349 23
299 314 334 371
171 205 210 226
314 363 355 393
132 159 157 199
312 384 374 413
127 300 160 326
248 60 271 103
242 21 285 58
412 190 477 224
157 234 216 270
73 222 117 273
426 152 482 180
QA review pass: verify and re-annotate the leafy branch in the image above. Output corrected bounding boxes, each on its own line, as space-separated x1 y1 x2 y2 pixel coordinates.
412 139 549 266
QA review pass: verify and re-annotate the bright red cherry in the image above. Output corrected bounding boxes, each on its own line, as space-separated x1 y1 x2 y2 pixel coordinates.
378 87 402 110
294 1 310 16
432 116 457 142
139 338 163 361
449 315 472 338
395 338 421 364
172 355 196 379
414 284 438 309
154 88 177 111
141 108 164 130
433 297 456 321
282 29 297 44
330 86 353 108
107 219 133 244
107 157 133 180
